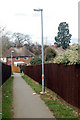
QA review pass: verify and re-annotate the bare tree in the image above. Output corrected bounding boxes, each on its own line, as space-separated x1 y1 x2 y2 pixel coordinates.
12 32 31 46
0 27 13 57
0 27 6 57
2 35 12 57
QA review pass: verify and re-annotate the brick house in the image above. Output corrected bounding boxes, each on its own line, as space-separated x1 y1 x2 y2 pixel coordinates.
6 46 34 66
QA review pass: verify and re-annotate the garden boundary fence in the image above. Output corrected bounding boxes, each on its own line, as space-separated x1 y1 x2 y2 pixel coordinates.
1 63 11 85
12 66 20 73
24 63 80 109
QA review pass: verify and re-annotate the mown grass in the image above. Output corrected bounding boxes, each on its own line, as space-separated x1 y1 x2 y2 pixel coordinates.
2 76 14 118
22 74 79 119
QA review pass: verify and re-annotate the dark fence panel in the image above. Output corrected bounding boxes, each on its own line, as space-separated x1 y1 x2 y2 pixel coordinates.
0 62 2 86
2 63 11 84
24 63 80 108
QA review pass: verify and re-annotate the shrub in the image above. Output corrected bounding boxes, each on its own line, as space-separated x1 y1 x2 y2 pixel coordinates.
30 57 42 65
61 55 70 65
53 46 80 65
69 44 78 51
45 47 57 61
19 65 25 73
53 56 63 64
76 58 80 65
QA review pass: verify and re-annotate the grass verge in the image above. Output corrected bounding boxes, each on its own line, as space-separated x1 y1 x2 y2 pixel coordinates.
22 74 79 119
2 76 14 118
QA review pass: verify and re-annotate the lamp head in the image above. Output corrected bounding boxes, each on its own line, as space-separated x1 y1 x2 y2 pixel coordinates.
11 50 14 53
33 9 43 11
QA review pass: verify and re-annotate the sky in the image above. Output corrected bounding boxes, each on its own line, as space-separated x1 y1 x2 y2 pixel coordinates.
0 0 79 45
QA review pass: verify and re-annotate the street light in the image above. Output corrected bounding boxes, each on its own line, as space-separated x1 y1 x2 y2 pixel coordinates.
11 50 14 74
34 9 45 93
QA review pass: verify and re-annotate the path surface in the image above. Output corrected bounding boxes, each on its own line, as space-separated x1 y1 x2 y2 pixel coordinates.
13 73 55 118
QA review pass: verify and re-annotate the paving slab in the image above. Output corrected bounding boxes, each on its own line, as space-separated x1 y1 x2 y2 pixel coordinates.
13 73 55 118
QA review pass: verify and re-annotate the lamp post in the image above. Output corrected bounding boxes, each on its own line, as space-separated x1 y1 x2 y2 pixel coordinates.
34 9 45 93
11 50 14 74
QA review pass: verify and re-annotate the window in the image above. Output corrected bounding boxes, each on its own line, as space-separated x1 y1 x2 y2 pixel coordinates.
16 57 20 60
24 57 28 60
25 63 28 66
9 58 11 61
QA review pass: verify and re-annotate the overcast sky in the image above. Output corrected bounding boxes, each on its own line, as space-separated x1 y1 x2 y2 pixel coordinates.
0 0 79 45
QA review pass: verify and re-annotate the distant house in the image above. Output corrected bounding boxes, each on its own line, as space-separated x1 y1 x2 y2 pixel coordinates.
6 46 34 66
0 58 6 63
52 45 65 56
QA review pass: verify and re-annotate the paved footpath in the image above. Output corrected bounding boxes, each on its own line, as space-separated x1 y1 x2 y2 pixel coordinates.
13 73 55 118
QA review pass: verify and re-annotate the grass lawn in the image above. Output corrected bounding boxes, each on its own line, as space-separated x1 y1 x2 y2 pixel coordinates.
2 76 14 119
22 74 79 119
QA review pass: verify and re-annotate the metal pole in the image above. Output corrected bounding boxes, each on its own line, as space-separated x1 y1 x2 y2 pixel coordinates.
11 51 12 74
41 10 45 93
33 9 45 93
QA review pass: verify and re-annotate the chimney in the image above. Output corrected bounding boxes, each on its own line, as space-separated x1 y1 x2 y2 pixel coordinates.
16 44 20 49
54 43 57 48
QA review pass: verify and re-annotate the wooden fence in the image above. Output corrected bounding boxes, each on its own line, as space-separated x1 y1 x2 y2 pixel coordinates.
0 62 2 86
1 63 11 85
24 63 80 109
12 66 20 73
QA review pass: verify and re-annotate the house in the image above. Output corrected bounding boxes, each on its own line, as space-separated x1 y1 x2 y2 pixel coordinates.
52 44 65 56
0 58 6 63
6 45 34 66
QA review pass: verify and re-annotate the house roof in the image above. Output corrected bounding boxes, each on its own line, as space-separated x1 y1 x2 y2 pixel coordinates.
44 46 64 56
51 46 65 56
6 46 34 57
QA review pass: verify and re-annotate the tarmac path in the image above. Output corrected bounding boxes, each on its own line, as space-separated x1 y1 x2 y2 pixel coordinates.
13 73 55 118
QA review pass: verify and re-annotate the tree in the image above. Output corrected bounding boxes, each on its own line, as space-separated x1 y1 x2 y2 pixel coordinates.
55 22 72 49
24 43 42 56
2 35 12 57
30 57 42 65
0 26 5 35
0 27 5 57
45 47 57 61
12 32 31 47
0 27 13 57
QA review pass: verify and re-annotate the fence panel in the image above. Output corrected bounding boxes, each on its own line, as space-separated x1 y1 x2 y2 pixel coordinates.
12 66 20 73
2 63 11 84
24 63 80 108
0 62 2 86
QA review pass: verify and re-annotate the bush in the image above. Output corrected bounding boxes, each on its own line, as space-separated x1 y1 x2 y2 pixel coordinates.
53 46 80 65
54 55 70 65
19 65 25 73
61 55 70 65
76 59 80 65
53 56 63 64
30 57 42 65
45 47 57 61
69 44 78 51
